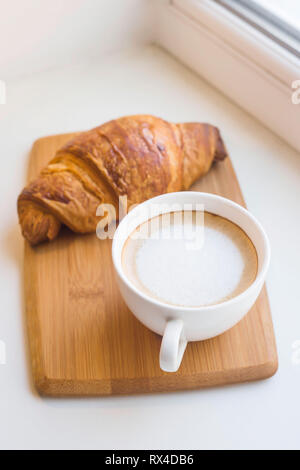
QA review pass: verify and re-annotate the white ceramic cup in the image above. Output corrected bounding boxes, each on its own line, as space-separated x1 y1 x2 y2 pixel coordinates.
112 192 270 373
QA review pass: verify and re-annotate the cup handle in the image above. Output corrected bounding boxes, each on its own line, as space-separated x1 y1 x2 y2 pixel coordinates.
159 319 187 372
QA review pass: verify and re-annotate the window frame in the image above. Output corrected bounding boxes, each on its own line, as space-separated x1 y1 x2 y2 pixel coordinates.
156 0 300 152
213 0 300 58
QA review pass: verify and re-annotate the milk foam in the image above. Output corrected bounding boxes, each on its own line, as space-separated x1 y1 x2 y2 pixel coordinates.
122 211 257 307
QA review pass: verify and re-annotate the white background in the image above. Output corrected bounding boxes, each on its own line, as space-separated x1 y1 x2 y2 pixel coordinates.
0 0 300 450
0 0 153 79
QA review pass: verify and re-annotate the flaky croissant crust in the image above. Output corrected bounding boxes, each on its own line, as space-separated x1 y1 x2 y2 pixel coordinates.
18 115 227 245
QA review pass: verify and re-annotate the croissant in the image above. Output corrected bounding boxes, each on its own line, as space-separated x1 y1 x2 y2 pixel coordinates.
18 114 227 245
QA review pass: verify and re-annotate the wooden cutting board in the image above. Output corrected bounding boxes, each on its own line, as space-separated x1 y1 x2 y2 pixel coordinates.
24 133 278 396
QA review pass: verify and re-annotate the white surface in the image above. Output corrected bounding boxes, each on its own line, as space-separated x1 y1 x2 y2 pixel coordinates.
1 45 300 450
0 0 153 80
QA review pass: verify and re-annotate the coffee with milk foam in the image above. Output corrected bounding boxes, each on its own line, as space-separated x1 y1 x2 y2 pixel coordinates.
122 211 258 307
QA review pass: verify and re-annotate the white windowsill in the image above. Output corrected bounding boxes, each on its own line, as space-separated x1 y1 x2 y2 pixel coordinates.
1 45 300 449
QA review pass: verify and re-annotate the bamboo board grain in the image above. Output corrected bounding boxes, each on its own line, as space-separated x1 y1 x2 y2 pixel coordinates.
24 133 278 396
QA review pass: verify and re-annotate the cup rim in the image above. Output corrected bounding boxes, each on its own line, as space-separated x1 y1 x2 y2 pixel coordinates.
112 192 271 312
